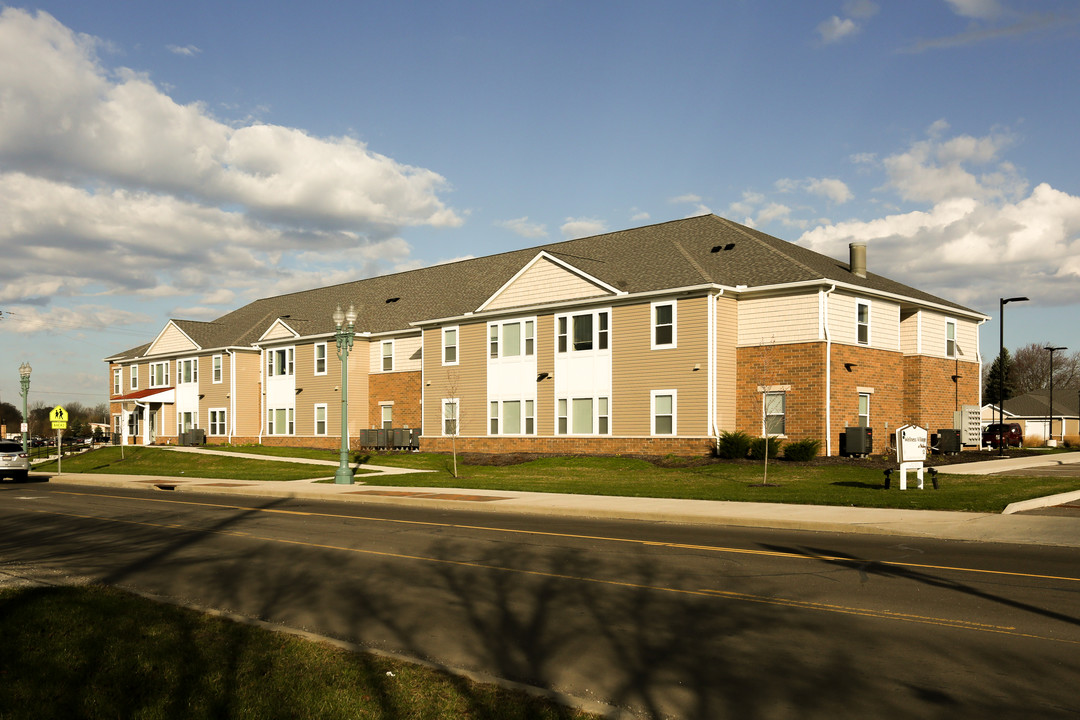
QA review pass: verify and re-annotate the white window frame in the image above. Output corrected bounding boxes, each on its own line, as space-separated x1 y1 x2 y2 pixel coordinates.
314 343 327 376
314 404 327 436
858 392 871 428
652 301 677 349
442 399 459 436
267 407 295 436
487 318 537 360
556 310 610 354
267 347 295 377
764 391 786 436
946 320 957 358
130 365 139 390
178 357 198 384
212 354 223 384
856 300 871 346
149 361 169 388
381 403 393 429
113 368 121 395
382 340 394 372
442 326 459 366
487 399 532 436
177 410 198 436
651 390 677 436
209 408 227 436
555 396 610 435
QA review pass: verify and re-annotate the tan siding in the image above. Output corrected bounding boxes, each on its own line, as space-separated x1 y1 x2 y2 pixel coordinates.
423 323 486 436
536 315 555 435
292 341 340 435
828 292 900 350
233 352 262 436
900 310 919 354
486 257 612 311
612 296 710 436
737 293 820 346
715 294 737 432
148 324 198 355
348 338 370 436
199 353 230 430
262 322 297 341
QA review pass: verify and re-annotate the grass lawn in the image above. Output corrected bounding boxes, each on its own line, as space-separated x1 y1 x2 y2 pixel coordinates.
0 584 595 720
34 446 349 482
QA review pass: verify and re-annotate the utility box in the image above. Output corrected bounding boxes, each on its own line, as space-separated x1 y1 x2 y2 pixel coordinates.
936 429 961 454
953 405 981 446
844 426 873 456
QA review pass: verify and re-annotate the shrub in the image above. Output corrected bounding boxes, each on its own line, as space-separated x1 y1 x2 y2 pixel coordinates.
1024 435 1045 448
748 436 783 460
716 430 753 459
783 438 821 462
1063 435 1080 449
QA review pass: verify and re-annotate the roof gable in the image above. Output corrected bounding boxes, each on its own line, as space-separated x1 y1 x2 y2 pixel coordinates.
146 321 200 356
479 252 624 312
259 318 301 342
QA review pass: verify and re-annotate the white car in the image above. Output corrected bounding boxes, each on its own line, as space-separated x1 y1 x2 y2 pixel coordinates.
0 440 30 482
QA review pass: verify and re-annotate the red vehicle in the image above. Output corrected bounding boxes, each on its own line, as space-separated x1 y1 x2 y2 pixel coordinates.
982 422 1023 448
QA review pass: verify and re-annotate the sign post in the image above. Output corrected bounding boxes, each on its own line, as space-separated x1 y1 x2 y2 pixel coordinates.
895 424 927 490
51 405 68 474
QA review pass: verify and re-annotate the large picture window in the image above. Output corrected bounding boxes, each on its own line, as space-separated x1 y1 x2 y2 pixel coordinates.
488 319 536 359
178 358 198 384
556 396 610 435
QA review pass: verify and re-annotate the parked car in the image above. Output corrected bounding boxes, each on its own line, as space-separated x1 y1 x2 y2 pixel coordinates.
983 422 1023 448
0 440 30 482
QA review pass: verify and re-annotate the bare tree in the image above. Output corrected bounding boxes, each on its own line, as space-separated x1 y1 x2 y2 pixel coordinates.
444 369 461 479
1012 343 1080 395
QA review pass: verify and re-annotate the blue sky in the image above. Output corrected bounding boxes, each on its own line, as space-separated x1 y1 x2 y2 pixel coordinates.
1 0 1079 409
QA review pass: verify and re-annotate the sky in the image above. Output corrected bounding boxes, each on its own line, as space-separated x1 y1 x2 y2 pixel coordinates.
1 0 1079 410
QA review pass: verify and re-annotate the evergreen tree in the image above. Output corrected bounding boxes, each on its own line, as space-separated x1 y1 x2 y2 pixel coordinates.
983 348 1016 406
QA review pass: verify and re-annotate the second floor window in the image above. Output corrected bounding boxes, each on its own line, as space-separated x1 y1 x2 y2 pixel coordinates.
382 341 394 371
149 361 169 388
178 358 198 384
113 368 121 395
212 355 223 383
946 321 957 358
653 302 675 348
857 301 870 345
130 365 138 390
314 344 327 375
557 311 609 353
443 327 459 365
267 348 294 377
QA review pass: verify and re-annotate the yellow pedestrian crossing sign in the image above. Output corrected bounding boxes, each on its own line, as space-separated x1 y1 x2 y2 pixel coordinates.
51 405 68 430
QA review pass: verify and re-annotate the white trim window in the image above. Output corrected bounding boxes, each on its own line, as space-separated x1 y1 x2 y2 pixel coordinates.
267 407 295 435
130 365 139 390
177 411 197 435
212 354 223 384
488 319 537 359
209 408 227 436
858 392 871 428
442 399 459 436
856 300 870 346
113 368 121 395
149 361 169 388
314 404 328 436
314 343 327 375
267 347 295 377
382 340 394 372
178 358 198 384
652 391 676 436
381 403 393 429
946 320 957 358
652 301 676 349
557 310 610 353
443 327 459 365
556 396 610 435
764 391 786 436
487 399 534 435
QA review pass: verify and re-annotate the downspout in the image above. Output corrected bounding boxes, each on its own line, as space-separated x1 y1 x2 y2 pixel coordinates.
226 350 235 443
822 284 836 456
708 289 723 445
258 348 265 444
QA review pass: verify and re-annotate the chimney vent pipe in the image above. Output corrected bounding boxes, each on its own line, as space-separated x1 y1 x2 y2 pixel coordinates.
849 242 867 278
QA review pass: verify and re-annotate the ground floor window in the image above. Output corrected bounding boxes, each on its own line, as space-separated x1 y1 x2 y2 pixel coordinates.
267 407 294 435
652 391 676 435
177 411 197 435
209 409 227 436
381 404 393 430
765 391 786 435
443 399 459 436
858 392 870 427
489 399 536 435
314 404 327 435
557 397 610 435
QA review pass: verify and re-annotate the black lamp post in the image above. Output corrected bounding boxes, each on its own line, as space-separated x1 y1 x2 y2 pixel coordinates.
998 297 1028 455
1044 345 1067 446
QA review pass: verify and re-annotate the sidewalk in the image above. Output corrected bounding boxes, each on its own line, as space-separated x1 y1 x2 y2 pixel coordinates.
39 448 1080 549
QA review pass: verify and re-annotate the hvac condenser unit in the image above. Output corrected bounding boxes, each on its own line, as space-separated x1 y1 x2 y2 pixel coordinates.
844 426 873 456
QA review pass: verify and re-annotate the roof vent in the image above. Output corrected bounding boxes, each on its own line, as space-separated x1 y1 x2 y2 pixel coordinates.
711 243 735 253
385 297 400 304
849 242 867 278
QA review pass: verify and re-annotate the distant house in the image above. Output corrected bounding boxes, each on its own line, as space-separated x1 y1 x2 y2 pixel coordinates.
983 390 1080 445
106 215 987 456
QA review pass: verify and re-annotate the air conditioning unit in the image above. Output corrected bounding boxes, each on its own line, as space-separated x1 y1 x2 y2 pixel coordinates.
844 426 873 456
936 429 961 454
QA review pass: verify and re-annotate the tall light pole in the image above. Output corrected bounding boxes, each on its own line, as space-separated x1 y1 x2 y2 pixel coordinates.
18 362 31 453
998 296 1028 455
1044 345 1067 446
333 304 358 485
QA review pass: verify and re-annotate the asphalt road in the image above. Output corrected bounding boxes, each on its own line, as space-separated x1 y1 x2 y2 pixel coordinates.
2 481 1078 719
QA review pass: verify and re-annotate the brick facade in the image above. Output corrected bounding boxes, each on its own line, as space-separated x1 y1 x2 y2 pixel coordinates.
421 435 715 456
368 371 423 430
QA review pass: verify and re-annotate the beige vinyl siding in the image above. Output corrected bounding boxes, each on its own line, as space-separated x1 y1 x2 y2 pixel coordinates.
348 339 370 436
293 340 341 435
919 311 979 361
199 353 229 426
827 292 900 350
715 294 738 433
612 296 709 436
900 309 920 354
485 257 612 311
536 315 555 435
737 293 820 346
233 352 263 437
147 324 198 355
262 322 297 341
368 333 422 373
424 323 486 435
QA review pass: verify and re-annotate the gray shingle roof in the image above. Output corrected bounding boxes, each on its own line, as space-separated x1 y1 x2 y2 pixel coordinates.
1002 390 1079 418
108 215 986 360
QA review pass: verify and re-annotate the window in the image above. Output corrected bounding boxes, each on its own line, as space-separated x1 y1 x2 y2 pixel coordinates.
525 400 535 435
443 327 459 365
858 393 870 428
178 358 198 384
489 402 499 434
652 391 676 435
557 310 610 353
856 300 870 345
209 409 227 436
113 368 121 395
558 317 568 353
525 321 535 356
572 398 593 434
598 313 609 350
381 404 393 430
443 399 459 436
573 313 593 351
314 405 327 435
314 344 327 375
555 397 609 435
267 408 294 435
130 365 138 390
488 319 535 359
502 323 521 357
267 348 294 377
489 400 527 435
212 355 223 383
946 320 957 358
598 397 610 435
177 411 197 435
382 341 394 372
558 399 568 434
765 392 786 435
653 302 676 348
149 361 169 388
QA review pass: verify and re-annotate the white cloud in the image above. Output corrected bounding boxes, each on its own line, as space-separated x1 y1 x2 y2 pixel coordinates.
817 16 859 44
630 209 651 222
777 177 853 204
496 216 547 238
945 0 1005 20
560 217 608 239
167 44 201 56
668 193 702 204
0 304 150 335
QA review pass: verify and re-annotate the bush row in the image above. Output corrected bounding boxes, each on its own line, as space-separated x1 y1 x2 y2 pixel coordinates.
716 431 820 462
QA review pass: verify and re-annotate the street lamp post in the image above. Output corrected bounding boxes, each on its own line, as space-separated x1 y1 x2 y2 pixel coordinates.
18 362 31 453
998 297 1028 455
333 304 358 485
1044 345 1067 447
